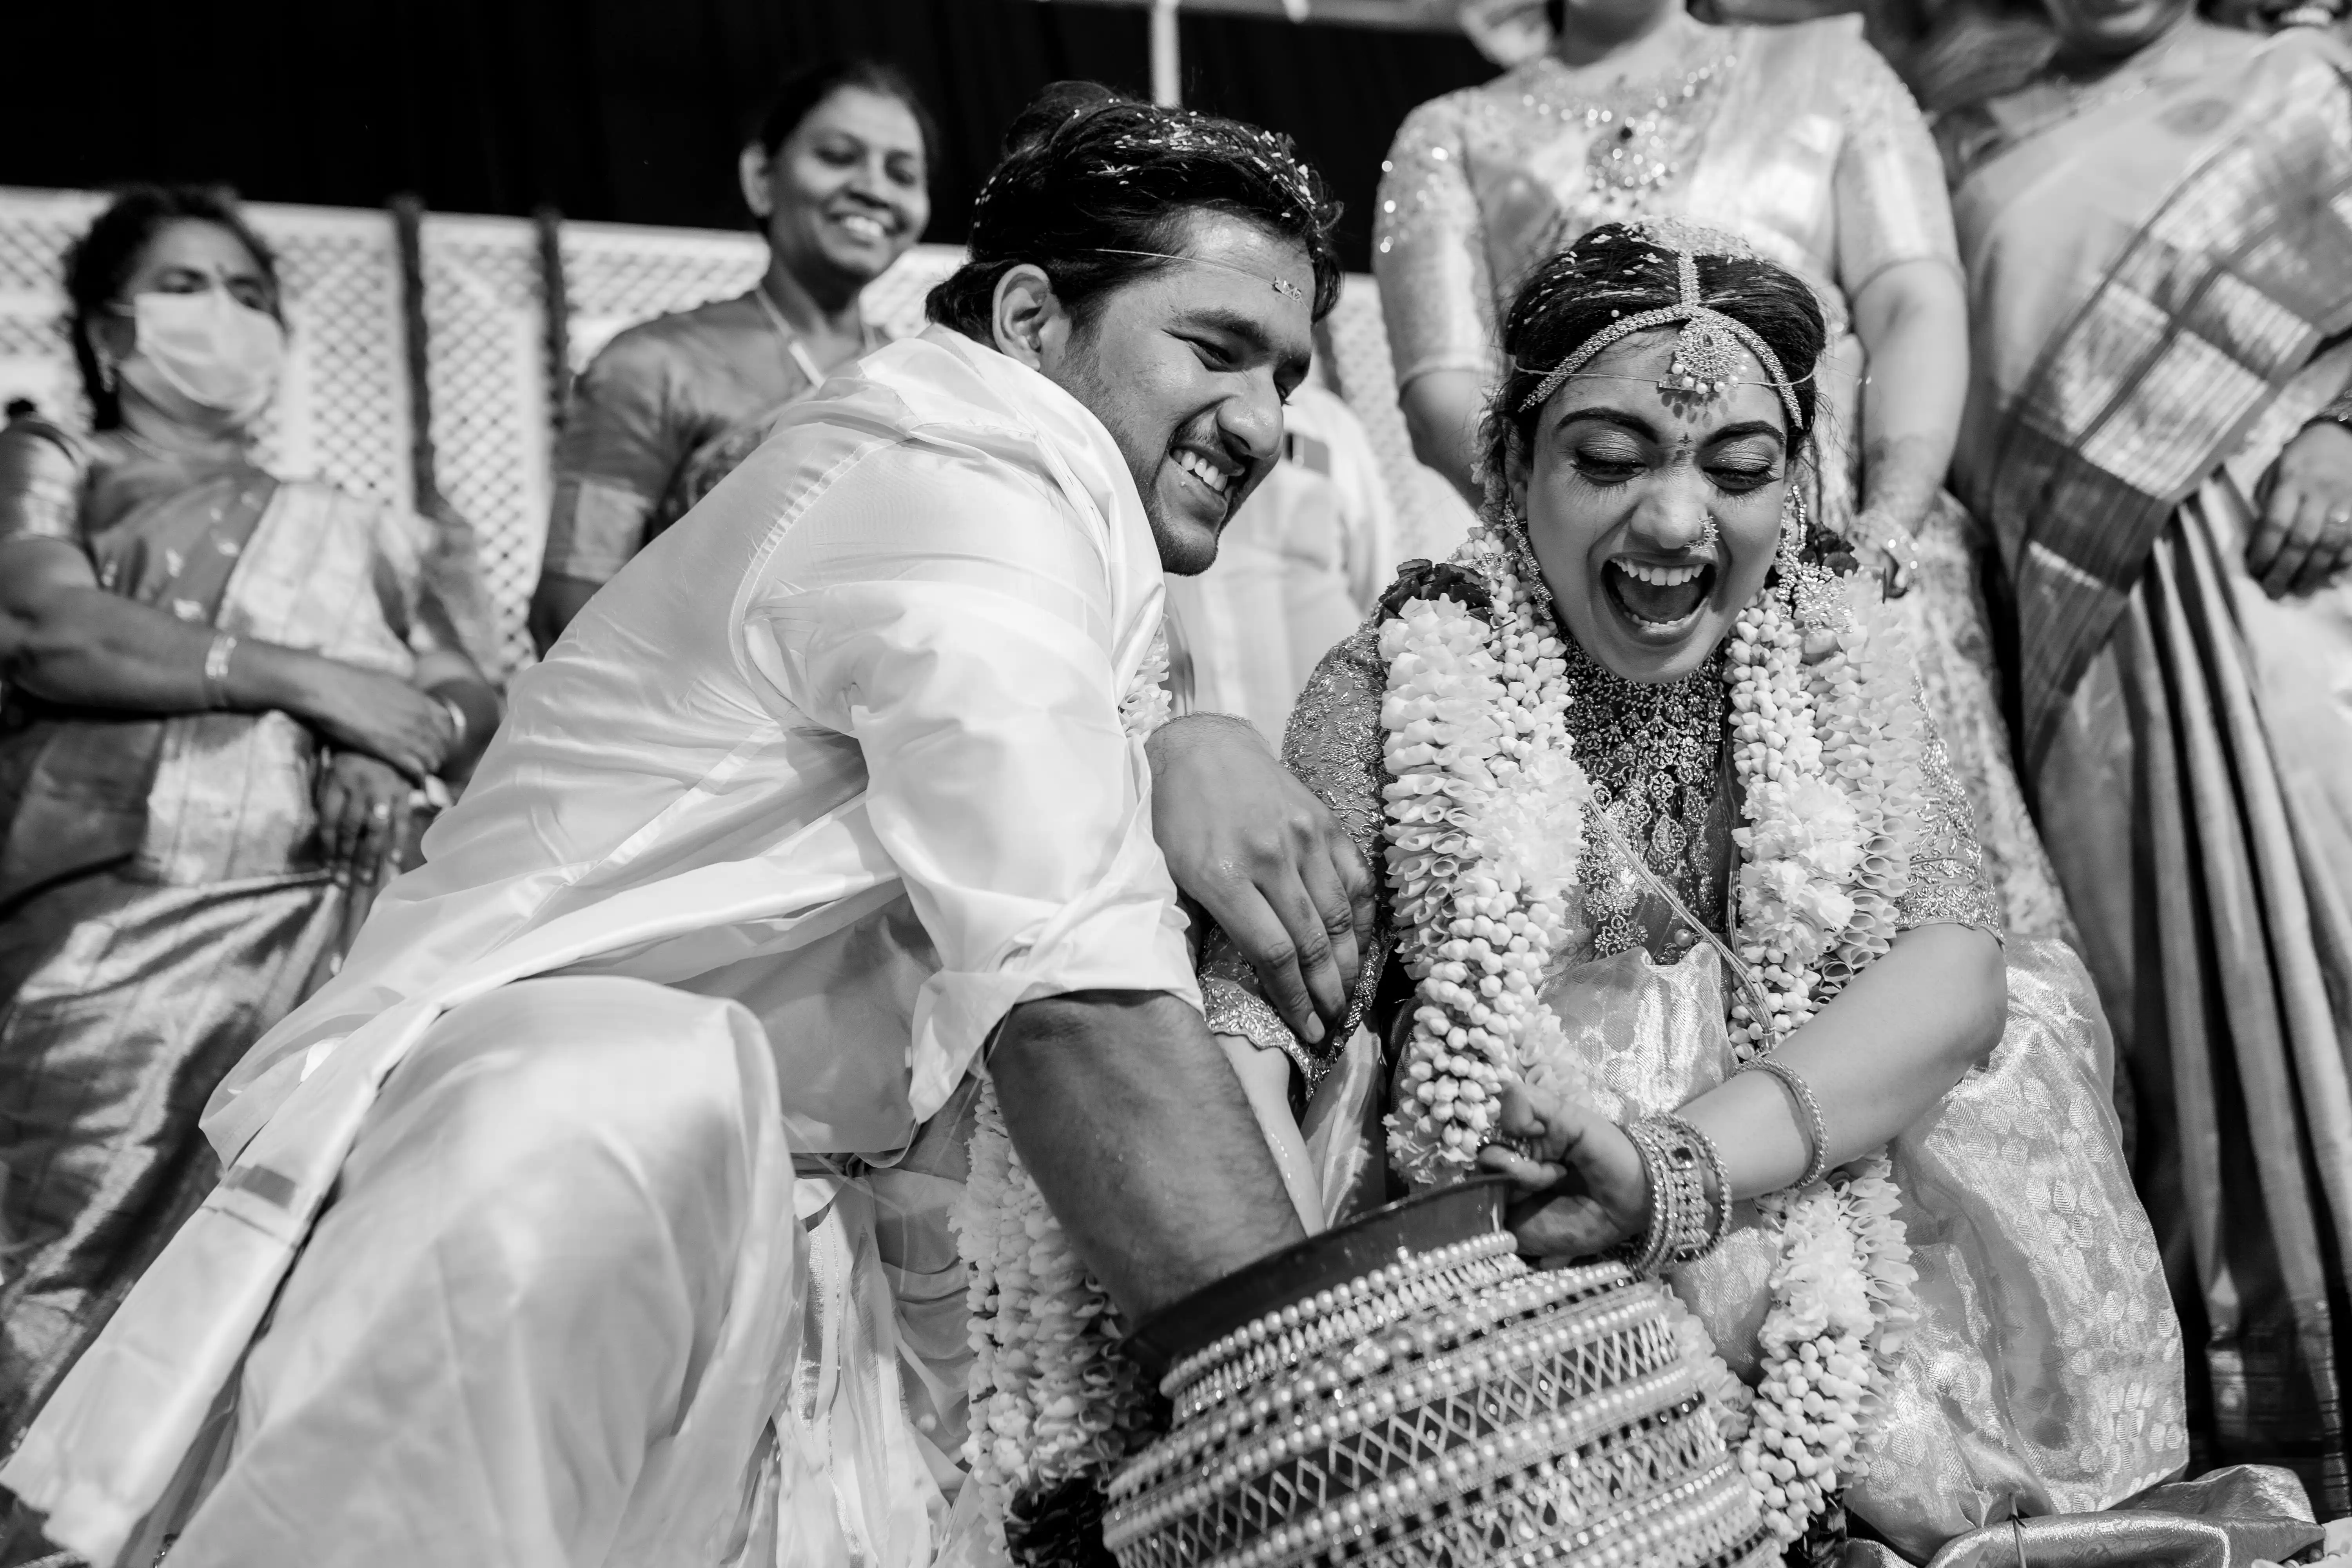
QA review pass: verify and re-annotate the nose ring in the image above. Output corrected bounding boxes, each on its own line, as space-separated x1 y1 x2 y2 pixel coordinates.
1697 515 1720 554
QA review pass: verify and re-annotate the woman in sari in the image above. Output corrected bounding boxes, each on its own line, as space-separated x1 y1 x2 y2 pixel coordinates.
0 185 498 1449
526 57 933 650
1374 0 2075 943
1933 0 2352 1505
1154 219 2352 1564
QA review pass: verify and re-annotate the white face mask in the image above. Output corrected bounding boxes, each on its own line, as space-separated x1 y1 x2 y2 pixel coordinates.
118 288 286 426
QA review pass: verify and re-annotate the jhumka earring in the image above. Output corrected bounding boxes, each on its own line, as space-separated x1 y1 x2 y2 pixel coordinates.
1495 498 1557 616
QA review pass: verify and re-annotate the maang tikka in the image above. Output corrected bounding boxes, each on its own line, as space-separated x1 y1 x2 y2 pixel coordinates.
1516 223 1804 427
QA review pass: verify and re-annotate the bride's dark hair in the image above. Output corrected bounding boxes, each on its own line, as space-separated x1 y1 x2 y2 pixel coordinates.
1480 223 1829 502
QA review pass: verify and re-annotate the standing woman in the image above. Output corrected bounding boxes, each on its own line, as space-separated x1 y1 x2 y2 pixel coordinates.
1935 1 2352 1501
0 186 498 1443
527 58 934 650
1372 0 2078 938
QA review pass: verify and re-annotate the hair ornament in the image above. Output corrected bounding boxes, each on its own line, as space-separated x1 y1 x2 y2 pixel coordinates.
1515 219 1806 429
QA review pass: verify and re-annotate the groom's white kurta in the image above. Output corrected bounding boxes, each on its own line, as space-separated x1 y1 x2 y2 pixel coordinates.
4 327 1199 1566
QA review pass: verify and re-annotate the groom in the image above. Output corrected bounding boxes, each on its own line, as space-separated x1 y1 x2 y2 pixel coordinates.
3 87 1365 1568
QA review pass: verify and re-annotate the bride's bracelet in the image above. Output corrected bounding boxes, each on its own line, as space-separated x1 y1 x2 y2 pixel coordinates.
1737 1055 1830 1189
1620 1114 1728 1276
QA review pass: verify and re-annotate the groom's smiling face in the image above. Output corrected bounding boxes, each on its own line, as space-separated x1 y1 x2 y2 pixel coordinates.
1044 210 1316 575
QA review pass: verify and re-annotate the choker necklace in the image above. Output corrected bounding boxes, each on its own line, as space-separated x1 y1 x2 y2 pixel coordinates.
1558 633 1727 958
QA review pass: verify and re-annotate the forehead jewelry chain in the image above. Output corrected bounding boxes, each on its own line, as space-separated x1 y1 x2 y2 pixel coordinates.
1515 240 1803 427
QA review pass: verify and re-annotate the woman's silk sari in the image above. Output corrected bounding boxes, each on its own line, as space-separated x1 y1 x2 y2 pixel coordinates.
0 423 488 1459
1947 24 2352 1507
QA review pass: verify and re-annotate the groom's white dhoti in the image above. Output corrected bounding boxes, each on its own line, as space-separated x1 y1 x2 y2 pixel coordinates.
2 327 1199 1568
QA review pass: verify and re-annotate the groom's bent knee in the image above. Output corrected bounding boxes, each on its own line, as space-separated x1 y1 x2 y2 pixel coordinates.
341 976 766 1303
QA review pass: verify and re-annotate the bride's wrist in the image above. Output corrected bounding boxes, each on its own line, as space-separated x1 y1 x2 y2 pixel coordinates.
1618 1114 1730 1276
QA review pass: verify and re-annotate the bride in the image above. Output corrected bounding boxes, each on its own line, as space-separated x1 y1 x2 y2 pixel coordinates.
1190 219 2230 1562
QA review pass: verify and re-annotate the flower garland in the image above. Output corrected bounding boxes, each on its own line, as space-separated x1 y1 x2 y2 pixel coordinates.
1376 520 1925 1546
951 628 1174 1546
1378 560 1591 1184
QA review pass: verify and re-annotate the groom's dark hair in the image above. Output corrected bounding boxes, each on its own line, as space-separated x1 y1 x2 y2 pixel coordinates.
926 82 1342 338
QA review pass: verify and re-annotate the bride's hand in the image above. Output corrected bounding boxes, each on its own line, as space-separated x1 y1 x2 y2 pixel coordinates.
1476 1083 1650 1260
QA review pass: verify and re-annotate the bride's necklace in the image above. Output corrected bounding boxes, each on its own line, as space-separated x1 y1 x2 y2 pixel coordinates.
1557 633 1726 956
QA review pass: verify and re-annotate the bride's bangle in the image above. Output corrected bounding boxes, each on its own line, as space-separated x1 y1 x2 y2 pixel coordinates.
1738 1055 1830 1189
1621 1114 1729 1276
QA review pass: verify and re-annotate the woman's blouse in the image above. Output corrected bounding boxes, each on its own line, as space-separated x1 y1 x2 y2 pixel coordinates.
544 292 884 585
1373 17 1956 390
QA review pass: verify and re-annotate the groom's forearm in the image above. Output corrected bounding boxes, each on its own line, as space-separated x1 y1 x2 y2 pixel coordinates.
990 989 1305 1321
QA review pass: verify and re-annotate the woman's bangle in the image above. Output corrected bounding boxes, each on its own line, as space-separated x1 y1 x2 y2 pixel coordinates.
1737 1055 1831 1190
1621 1114 1729 1276
437 693 470 753
201 633 239 710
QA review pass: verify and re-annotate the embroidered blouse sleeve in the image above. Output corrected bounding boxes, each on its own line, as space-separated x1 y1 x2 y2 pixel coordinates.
1197 618 1394 1083
0 419 88 548
1896 699 2004 940
1831 35 1962 300
1374 96 1498 391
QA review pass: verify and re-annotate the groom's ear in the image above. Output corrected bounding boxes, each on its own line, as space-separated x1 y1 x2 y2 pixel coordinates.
989 264 1069 372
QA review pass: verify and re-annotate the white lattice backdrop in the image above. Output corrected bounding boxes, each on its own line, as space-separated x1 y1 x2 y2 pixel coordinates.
419 214 548 675
559 222 769 374
859 244 965 339
0 187 414 513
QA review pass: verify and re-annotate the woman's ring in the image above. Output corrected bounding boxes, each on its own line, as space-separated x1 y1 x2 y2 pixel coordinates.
369 800 393 822
1488 1133 1544 1162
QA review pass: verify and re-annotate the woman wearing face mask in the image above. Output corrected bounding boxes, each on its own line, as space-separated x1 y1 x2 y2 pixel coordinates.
526 57 934 651
1373 0 2083 952
1923 0 2352 1502
1195 222 2341 1562
0 185 497 1447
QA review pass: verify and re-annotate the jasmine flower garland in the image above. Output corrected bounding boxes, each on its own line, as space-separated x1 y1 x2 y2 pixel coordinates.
952 629 1173 1549
1378 540 1590 1183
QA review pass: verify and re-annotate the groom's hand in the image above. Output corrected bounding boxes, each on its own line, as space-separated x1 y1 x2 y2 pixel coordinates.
1147 713 1374 1044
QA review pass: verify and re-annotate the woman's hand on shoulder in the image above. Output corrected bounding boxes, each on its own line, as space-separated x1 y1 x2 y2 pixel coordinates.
283 655 454 780
2251 420 2352 597
314 751 415 888
1477 1083 1650 1261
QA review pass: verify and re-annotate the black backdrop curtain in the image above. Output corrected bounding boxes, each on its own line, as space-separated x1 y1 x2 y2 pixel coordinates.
2 1 1491 271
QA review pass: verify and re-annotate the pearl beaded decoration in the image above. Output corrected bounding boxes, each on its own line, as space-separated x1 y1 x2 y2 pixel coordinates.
1105 1240 1774 1568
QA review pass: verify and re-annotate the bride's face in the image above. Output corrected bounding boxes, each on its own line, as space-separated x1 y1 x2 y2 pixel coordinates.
1509 329 1790 684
